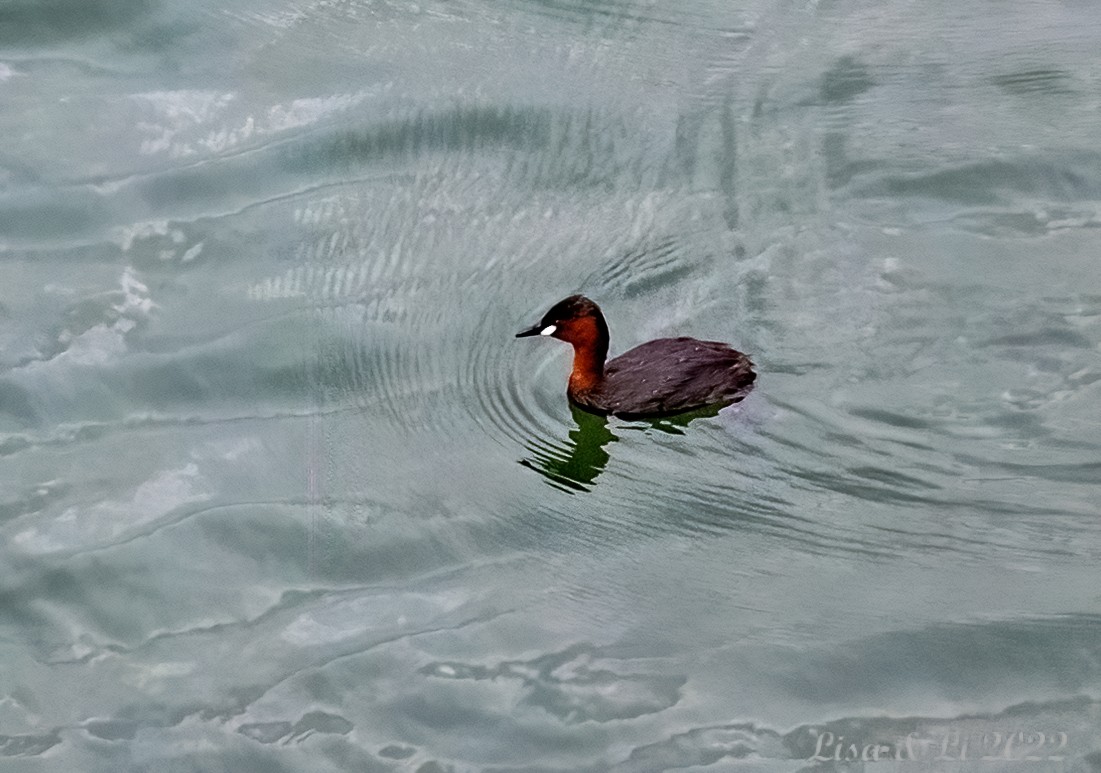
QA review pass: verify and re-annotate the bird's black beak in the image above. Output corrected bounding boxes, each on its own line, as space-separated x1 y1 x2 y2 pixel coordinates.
515 323 542 338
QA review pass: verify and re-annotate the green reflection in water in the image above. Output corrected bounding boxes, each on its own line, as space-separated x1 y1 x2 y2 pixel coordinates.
521 402 729 492
521 405 618 493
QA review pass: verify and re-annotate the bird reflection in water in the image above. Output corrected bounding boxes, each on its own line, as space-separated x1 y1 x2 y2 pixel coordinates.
520 403 727 493
520 405 616 493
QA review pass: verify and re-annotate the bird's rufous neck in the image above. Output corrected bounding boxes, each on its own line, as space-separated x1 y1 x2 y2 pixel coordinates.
568 344 605 394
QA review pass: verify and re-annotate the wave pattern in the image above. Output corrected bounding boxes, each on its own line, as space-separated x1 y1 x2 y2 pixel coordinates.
2 0 1101 769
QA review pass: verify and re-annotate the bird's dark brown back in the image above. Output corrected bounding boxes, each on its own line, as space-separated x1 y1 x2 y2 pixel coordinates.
596 337 755 417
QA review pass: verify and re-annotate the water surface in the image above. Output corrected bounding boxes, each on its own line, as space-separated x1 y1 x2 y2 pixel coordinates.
2 0 1100 770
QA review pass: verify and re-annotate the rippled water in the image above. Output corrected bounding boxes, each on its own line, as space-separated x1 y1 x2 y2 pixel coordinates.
2 0 1101 770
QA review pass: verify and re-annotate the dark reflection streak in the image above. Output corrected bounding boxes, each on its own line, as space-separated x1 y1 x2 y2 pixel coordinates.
718 95 739 229
0 405 353 459
516 0 714 29
280 105 553 174
72 105 553 215
868 523 1063 559
672 491 901 557
0 0 151 45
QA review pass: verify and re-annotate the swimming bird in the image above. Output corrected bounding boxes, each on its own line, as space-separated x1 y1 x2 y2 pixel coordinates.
517 295 755 418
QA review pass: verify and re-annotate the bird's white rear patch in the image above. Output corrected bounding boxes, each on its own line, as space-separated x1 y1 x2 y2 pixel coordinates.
540 325 557 336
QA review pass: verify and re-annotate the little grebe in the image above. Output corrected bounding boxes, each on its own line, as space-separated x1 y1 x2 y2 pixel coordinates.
516 295 755 418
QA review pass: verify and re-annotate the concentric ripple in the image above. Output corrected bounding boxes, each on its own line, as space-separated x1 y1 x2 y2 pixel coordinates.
471 319 564 439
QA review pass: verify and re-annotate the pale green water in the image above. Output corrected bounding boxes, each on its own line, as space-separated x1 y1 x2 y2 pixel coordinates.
2 0 1101 770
